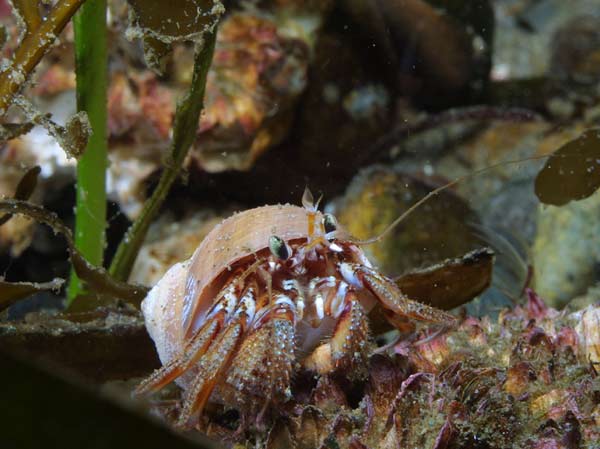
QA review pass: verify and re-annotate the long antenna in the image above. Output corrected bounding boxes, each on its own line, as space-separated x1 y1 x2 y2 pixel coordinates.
352 154 554 246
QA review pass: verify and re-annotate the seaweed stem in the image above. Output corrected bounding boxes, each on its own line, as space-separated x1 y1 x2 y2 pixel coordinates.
12 0 42 33
109 31 218 283
0 199 148 305
0 0 87 115
67 0 108 304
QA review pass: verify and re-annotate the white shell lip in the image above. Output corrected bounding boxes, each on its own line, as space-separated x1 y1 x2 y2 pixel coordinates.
141 260 189 369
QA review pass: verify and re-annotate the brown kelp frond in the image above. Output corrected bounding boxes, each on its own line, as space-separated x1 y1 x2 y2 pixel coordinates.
535 128 600 205
126 0 224 73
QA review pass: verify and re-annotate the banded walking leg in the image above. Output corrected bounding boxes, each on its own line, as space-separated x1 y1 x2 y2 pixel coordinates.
222 309 295 408
136 319 220 394
135 279 249 394
340 263 457 325
177 321 245 427
304 291 370 374
177 282 261 426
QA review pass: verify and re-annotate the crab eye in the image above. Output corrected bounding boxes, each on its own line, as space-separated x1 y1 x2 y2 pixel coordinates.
269 235 290 260
323 213 337 234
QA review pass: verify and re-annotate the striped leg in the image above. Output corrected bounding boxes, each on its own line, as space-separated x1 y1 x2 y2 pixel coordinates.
137 279 257 404
135 279 249 395
340 263 457 325
329 292 370 369
222 309 295 409
135 319 220 394
176 283 261 426
177 321 245 427
303 291 370 375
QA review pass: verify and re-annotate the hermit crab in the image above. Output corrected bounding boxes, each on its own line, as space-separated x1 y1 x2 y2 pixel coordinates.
136 189 456 426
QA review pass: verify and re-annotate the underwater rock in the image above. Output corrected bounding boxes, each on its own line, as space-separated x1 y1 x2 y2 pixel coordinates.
191 11 313 172
493 0 600 80
106 71 176 218
106 148 159 220
107 71 175 142
173 21 396 206
331 165 482 277
362 119 549 287
109 4 332 215
229 27 396 204
32 61 76 96
418 119 600 313
551 15 600 86
1 39 160 219
431 122 593 300
433 121 550 243
339 0 494 103
567 284 600 311
533 192 600 308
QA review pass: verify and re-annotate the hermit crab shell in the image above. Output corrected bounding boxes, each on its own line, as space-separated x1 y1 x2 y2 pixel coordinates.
141 204 350 379
142 260 189 375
